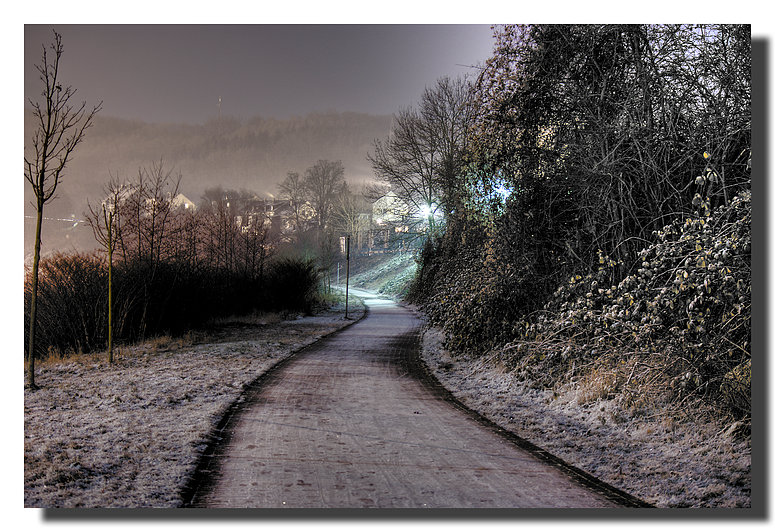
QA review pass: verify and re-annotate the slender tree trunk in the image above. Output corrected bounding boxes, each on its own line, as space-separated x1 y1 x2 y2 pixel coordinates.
25 30 101 388
27 204 44 390
107 239 113 364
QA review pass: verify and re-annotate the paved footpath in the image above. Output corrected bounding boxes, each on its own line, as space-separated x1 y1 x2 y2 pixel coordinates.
184 289 645 508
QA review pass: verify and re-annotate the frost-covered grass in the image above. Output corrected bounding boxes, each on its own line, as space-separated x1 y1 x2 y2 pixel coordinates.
349 252 417 297
419 326 751 508
24 293 750 509
24 300 364 508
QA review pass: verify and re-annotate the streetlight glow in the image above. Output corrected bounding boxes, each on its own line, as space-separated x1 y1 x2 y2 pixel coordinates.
420 203 441 219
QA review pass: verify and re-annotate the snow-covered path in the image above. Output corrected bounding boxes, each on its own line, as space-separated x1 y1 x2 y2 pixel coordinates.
185 289 644 508
24 290 748 508
24 303 364 508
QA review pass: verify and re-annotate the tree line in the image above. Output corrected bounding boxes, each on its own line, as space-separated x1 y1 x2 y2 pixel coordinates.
23 155 329 380
370 24 750 419
26 150 370 376
23 30 365 389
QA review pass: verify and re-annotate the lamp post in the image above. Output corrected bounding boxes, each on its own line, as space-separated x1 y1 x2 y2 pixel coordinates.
344 234 351 319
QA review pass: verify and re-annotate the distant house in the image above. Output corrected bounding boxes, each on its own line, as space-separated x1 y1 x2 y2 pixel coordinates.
272 199 317 234
298 201 317 223
365 191 412 252
372 191 409 226
171 193 196 212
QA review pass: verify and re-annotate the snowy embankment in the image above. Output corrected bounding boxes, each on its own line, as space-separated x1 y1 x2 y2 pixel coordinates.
24 300 365 508
419 326 751 508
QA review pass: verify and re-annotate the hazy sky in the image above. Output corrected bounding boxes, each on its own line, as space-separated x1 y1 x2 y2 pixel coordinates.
24 24 495 124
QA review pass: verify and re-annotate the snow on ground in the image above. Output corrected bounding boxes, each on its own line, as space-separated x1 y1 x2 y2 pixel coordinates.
24 301 365 508
419 326 751 508
24 293 750 509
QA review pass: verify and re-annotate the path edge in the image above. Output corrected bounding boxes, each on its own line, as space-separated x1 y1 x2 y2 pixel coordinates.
178 301 369 507
399 305 654 509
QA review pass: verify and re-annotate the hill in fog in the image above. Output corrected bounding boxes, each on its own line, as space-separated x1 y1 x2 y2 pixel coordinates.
23 111 392 258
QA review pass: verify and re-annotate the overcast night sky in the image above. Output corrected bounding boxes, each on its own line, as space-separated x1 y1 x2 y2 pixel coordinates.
24 24 496 124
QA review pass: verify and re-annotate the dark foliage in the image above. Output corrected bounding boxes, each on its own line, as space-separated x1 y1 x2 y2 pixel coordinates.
264 257 320 314
406 24 751 421
24 254 322 359
509 189 751 420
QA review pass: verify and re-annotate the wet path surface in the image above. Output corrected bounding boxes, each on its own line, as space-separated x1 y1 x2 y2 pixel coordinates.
184 289 644 508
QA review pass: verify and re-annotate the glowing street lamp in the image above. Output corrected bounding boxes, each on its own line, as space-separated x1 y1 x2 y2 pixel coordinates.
420 203 441 220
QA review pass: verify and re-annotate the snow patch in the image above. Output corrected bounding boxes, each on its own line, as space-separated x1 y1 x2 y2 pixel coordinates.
419 325 750 508
24 304 364 508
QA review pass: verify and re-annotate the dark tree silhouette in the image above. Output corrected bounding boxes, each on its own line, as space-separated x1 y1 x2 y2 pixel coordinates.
369 76 474 236
303 159 345 233
25 30 101 389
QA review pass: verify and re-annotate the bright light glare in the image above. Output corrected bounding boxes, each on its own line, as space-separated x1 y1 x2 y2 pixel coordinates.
494 183 512 200
420 203 442 219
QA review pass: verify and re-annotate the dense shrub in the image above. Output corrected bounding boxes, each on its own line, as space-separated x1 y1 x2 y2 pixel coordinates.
406 24 751 424
411 167 750 422
24 254 324 360
503 189 751 421
410 212 564 357
24 252 108 358
264 257 320 314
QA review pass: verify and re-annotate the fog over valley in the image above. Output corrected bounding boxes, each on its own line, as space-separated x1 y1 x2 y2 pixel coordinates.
23 110 392 257
23 24 495 258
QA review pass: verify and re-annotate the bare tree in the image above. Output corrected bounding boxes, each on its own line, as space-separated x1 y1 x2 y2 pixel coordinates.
278 171 309 235
108 160 181 338
330 184 370 250
303 160 346 233
197 187 276 281
166 194 200 274
85 175 125 363
368 76 473 235
238 212 271 281
24 30 101 389
200 186 239 273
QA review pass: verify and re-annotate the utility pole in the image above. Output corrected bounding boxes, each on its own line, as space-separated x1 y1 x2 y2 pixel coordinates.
345 234 351 319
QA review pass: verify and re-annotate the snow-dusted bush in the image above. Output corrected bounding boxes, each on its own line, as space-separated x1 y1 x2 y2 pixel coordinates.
505 188 751 422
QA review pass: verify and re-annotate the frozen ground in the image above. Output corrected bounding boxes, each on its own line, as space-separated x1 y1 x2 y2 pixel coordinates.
24 301 365 508
23 295 750 509
418 326 751 508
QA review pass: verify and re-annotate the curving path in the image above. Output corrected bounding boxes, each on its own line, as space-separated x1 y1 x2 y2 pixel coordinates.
183 289 646 508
